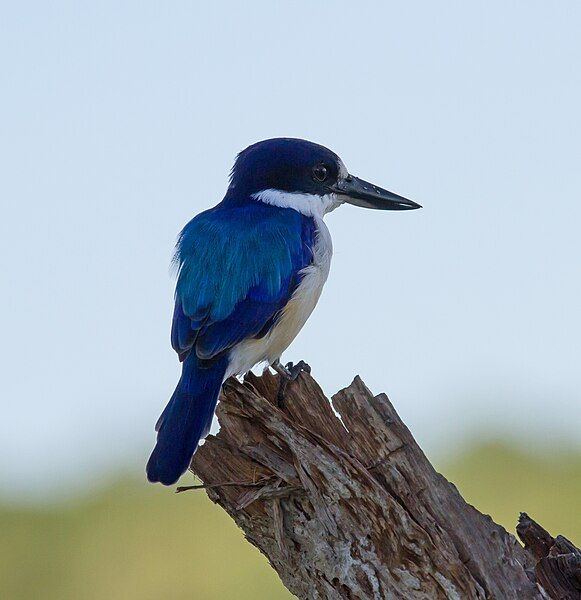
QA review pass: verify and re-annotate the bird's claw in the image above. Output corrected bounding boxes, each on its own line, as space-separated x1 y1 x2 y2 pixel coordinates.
272 359 310 407
284 360 311 381
272 359 310 381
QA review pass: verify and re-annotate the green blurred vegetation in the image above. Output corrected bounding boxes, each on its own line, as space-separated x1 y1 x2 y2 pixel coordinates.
1 443 579 600
440 441 581 544
0 479 291 600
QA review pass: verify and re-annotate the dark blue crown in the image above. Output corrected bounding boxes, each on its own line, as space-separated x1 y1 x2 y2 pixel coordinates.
225 138 342 198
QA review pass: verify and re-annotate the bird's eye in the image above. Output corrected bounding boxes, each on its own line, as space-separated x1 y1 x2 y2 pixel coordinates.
312 165 328 182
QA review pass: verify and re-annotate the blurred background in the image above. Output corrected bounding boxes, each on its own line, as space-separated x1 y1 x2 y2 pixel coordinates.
1 2 580 598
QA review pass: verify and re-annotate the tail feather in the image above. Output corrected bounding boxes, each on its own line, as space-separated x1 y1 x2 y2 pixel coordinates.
146 353 228 485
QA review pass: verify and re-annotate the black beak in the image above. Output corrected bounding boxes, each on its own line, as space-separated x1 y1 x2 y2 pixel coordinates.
331 174 421 211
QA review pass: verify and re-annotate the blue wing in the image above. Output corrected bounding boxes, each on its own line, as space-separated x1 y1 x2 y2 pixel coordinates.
171 202 316 362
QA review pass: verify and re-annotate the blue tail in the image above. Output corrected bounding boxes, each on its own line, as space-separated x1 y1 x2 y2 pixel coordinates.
146 353 228 485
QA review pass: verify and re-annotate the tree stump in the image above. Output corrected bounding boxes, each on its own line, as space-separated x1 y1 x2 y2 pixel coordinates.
189 370 580 599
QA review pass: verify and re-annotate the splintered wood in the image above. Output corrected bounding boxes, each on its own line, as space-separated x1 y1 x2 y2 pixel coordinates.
190 370 575 599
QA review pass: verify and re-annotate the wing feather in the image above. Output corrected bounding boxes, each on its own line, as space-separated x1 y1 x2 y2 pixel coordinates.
171 203 315 362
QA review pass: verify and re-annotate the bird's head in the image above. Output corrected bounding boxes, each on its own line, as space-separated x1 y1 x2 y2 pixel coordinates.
225 138 421 217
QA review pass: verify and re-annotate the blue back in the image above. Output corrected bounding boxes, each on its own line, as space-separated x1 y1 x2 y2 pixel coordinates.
171 199 316 362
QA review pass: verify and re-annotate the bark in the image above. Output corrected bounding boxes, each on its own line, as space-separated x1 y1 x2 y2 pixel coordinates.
189 370 577 599
517 513 581 599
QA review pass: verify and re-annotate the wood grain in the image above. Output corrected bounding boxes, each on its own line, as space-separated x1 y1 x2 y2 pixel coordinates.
190 370 575 599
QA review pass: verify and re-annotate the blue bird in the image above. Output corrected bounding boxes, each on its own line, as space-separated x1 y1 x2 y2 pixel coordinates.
146 138 421 485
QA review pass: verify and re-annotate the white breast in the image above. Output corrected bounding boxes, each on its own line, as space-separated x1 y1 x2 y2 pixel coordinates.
227 215 333 377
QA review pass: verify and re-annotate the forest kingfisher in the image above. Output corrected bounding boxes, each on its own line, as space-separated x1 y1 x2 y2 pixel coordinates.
147 138 421 485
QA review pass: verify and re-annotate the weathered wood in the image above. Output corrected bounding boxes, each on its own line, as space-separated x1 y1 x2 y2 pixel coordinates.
190 370 564 599
517 512 581 599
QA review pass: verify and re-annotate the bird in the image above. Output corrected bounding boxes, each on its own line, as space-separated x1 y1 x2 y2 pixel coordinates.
146 138 421 485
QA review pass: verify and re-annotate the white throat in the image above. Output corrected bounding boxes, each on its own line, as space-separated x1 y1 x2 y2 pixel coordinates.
251 189 343 219
227 191 334 378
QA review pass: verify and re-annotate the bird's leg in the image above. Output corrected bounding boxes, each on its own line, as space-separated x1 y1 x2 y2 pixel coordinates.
272 358 311 380
272 360 291 408
271 358 292 380
271 359 311 408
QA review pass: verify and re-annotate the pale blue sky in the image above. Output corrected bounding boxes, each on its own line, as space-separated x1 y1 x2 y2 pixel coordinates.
1 2 580 499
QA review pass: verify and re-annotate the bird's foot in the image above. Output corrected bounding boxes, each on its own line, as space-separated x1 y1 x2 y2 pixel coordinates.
272 359 311 381
284 360 311 381
272 359 311 408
